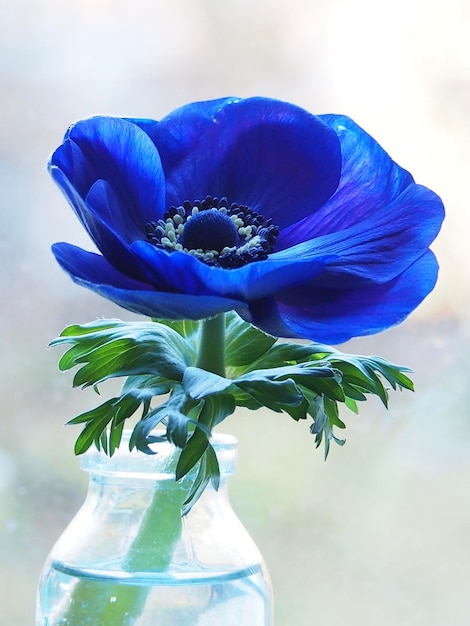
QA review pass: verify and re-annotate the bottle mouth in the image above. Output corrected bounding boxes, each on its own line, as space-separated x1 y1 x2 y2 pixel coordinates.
79 431 238 479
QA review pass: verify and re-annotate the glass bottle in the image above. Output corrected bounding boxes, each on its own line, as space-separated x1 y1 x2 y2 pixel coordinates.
36 433 272 625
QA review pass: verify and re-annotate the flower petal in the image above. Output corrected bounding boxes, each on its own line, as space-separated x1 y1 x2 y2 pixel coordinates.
278 114 415 247
267 250 439 343
131 240 334 301
274 183 444 286
128 97 238 177
132 98 342 229
52 243 246 320
49 167 150 282
50 116 166 227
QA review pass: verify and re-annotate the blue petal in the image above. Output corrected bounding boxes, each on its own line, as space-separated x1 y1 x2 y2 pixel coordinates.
131 240 334 300
131 98 342 229
278 114 415 248
274 183 444 286
52 243 246 320
128 97 238 176
265 251 439 343
49 167 150 282
50 117 166 227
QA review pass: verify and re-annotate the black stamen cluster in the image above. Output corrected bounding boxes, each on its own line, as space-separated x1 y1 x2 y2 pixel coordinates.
145 195 279 268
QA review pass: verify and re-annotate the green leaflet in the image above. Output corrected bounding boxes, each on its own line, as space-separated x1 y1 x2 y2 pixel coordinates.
52 313 414 512
51 319 197 387
69 394 142 455
156 318 200 339
224 311 277 368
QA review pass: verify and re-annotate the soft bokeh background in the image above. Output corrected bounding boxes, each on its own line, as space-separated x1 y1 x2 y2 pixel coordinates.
1 0 469 624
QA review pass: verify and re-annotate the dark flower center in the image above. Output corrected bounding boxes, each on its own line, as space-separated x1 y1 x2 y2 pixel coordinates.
180 209 239 253
145 196 279 268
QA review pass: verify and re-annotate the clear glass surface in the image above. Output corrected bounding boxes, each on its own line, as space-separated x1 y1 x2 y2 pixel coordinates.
36 433 272 625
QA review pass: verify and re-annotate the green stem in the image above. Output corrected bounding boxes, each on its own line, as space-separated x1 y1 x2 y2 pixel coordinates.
60 473 187 624
123 484 187 571
196 314 226 377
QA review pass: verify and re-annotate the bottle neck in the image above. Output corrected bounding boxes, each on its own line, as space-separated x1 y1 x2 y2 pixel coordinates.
80 431 237 499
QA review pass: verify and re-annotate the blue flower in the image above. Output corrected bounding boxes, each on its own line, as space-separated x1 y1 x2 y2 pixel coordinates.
50 97 444 343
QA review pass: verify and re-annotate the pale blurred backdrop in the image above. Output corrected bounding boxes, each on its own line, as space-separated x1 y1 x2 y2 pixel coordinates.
1 0 469 624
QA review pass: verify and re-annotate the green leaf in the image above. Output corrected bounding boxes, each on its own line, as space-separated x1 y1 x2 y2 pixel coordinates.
206 444 221 491
121 375 172 407
369 357 414 391
109 417 125 456
156 318 201 340
165 408 194 449
179 394 230 513
175 425 210 481
56 319 120 338
181 460 211 516
308 396 346 459
129 406 169 454
247 341 330 370
129 387 199 453
236 362 335 383
183 367 233 399
224 312 276 369
344 396 359 414
208 393 237 427
280 393 310 421
69 393 142 455
298 373 345 402
53 312 416 513
175 394 234 481
235 377 303 412
51 319 197 388
181 444 220 516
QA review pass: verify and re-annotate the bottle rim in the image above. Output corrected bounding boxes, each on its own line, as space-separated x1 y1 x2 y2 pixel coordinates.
79 430 238 479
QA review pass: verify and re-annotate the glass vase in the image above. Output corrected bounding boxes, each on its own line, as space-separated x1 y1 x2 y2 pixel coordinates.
36 433 272 625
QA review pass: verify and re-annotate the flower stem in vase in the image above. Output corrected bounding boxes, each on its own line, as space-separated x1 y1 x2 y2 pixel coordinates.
58 484 187 624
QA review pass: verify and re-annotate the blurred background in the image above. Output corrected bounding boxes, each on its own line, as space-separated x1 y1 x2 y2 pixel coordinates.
1 0 469 624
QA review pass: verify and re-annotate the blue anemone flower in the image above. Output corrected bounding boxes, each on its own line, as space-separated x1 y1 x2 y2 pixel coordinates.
50 97 444 343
